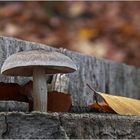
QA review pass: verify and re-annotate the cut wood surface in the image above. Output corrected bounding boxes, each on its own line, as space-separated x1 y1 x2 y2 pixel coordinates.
0 36 140 106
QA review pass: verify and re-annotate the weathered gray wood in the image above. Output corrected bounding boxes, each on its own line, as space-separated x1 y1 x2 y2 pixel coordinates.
0 101 28 112
0 112 139 139
0 36 140 106
60 113 140 139
1 112 67 139
62 50 140 106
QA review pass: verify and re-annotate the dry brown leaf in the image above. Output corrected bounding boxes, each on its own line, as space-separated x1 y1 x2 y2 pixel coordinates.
90 92 140 116
89 101 115 113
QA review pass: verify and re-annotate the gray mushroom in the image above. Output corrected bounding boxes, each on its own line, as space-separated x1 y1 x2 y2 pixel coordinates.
1 50 77 112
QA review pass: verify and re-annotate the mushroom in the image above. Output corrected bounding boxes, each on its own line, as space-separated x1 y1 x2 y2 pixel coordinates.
1 50 77 112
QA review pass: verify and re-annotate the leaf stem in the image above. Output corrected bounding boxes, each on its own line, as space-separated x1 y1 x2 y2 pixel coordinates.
86 83 98 104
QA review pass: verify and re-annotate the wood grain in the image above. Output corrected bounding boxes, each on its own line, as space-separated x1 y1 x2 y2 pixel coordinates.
0 36 139 107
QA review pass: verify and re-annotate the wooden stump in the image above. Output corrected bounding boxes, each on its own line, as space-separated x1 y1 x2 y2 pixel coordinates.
0 37 139 139
0 36 139 106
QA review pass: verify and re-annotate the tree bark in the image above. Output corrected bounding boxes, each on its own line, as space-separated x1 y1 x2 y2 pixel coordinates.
0 112 139 139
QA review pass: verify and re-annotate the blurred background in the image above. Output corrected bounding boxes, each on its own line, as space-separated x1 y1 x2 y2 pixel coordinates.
0 1 140 67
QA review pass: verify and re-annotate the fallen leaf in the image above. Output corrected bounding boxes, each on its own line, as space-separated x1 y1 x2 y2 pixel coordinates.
89 101 115 113
97 93 140 115
87 84 140 115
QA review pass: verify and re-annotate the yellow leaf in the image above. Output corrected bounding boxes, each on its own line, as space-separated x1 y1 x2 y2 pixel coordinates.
92 92 140 116
78 28 98 39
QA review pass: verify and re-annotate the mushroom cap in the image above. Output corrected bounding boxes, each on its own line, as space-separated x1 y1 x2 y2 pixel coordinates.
1 50 77 76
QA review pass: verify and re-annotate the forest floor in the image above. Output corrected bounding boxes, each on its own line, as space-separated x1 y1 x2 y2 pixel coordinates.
0 2 140 67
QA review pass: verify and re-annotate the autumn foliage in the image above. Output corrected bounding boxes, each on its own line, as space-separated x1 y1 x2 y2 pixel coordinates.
0 2 140 67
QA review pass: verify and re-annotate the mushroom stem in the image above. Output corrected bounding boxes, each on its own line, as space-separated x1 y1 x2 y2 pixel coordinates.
33 67 47 112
